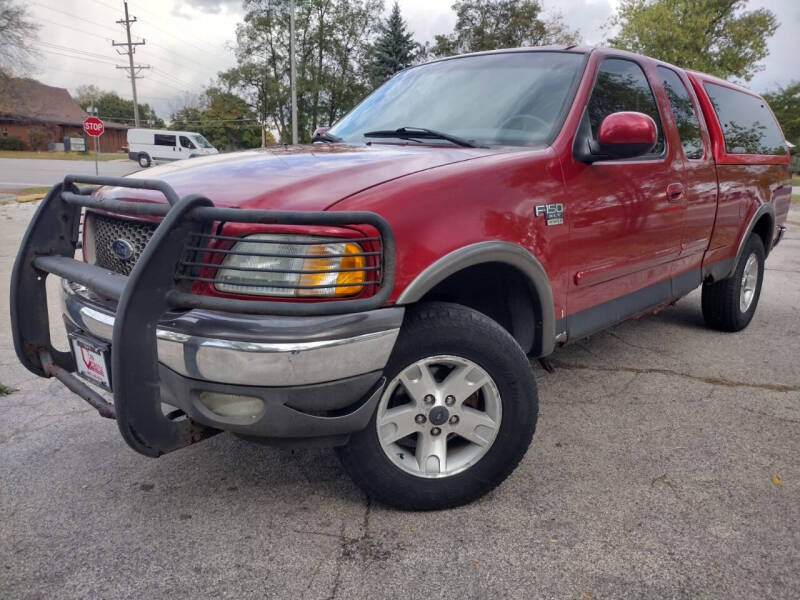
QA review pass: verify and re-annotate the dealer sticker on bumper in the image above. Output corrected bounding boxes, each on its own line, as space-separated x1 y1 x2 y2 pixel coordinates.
70 333 112 390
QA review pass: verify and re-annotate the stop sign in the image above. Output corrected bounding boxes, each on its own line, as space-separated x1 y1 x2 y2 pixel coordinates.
83 116 104 137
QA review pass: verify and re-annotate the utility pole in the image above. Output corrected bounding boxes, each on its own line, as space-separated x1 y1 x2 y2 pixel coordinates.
113 1 149 127
290 0 298 145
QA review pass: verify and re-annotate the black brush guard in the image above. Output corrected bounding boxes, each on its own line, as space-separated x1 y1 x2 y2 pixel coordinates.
10 175 395 457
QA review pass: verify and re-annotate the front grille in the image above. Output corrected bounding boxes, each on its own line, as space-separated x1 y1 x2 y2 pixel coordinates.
85 212 158 275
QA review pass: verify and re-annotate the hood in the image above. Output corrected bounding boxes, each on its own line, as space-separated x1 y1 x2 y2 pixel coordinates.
103 144 503 210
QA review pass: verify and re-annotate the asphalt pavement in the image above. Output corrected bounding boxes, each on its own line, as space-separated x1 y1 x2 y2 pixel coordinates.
0 157 137 189
1 201 798 599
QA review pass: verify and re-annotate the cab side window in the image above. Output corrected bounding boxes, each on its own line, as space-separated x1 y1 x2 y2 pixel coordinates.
586 58 665 156
180 135 196 149
658 67 703 159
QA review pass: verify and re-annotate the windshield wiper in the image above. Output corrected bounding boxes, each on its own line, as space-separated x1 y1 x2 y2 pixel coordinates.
312 131 343 143
363 127 479 148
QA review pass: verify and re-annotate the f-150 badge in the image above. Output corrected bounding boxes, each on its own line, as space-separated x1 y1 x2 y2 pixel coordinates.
535 203 564 226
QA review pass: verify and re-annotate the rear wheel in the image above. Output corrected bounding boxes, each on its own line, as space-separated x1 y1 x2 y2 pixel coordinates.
138 153 151 168
701 234 765 331
336 302 538 510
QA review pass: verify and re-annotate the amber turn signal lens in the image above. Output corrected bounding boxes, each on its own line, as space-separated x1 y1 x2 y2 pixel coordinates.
298 242 366 297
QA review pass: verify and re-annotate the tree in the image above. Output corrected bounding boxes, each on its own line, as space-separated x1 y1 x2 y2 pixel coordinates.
0 0 39 113
608 0 778 82
170 86 264 151
0 0 39 75
369 2 419 85
431 0 578 58
222 0 383 144
762 82 800 148
74 85 165 128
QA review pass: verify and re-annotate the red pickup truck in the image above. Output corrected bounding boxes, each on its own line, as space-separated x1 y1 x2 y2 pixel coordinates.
11 47 791 510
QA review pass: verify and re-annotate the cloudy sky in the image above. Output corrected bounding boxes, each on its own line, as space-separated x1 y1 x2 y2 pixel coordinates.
26 0 800 121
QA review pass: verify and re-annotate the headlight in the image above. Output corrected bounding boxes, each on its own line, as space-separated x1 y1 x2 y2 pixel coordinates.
215 234 366 297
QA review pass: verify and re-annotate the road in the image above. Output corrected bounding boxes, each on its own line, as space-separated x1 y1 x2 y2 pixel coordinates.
1 201 798 599
0 158 137 189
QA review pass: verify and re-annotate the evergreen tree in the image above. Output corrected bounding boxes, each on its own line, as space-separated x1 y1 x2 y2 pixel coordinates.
370 2 419 86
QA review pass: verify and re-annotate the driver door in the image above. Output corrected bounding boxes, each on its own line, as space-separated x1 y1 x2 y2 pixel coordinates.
180 135 196 156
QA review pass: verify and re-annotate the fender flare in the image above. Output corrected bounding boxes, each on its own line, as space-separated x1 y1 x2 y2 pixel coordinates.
728 202 775 278
396 241 556 356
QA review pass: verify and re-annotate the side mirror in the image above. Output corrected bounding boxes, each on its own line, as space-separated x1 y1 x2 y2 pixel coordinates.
574 111 657 162
591 111 657 160
312 126 329 138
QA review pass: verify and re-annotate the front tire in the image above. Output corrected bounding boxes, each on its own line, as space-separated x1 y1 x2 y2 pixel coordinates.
701 234 765 331
336 302 538 510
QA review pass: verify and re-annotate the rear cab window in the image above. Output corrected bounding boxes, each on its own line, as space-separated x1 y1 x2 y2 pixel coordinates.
703 83 786 156
687 72 789 166
585 58 665 157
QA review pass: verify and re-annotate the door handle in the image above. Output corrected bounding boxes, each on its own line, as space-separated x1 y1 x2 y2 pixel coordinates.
666 183 684 203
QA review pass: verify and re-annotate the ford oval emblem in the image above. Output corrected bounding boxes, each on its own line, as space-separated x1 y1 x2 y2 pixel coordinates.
111 239 135 261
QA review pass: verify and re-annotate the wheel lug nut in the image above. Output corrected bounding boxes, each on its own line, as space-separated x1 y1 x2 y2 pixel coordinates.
449 415 459 425
423 394 435 405
445 395 455 406
415 414 426 424
430 427 441 436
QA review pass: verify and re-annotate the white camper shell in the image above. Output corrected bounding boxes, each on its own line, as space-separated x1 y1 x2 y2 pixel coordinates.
127 129 218 168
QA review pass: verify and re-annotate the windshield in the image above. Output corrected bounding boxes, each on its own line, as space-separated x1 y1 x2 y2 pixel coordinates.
192 135 213 149
329 51 585 148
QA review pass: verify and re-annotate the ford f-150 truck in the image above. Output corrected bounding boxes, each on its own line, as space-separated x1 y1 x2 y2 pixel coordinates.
11 47 792 510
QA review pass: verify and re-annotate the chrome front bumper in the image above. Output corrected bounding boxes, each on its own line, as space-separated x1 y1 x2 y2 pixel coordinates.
61 280 402 387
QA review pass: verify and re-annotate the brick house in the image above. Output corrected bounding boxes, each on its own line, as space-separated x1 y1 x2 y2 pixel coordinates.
0 77 128 152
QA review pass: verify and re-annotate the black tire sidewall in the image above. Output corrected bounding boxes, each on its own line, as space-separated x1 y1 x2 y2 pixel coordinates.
731 235 765 329
138 154 150 168
337 302 537 510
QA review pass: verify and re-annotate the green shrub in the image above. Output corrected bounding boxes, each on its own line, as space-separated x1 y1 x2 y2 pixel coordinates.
0 136 24 150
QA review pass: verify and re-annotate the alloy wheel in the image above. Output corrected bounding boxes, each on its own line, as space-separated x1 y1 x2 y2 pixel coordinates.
739 252 759 313
375 355 502 479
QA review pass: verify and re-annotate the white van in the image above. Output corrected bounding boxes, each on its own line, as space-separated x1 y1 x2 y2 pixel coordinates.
127 129 218 168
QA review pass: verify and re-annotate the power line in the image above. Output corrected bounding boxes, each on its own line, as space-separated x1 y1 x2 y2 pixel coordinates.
31 2 123 33
34 41 122 63
34 41 199 100
145 70 193 94
134 17 230 68
32 0 230 85
38 66 126 84
151 67 196 90
37 48 126 67
35 13 222 83
36 16 113 43
78 0 232 68
146 40 229 78
108 115 259 124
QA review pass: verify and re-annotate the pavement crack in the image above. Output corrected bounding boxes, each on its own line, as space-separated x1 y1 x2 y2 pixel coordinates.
550 361 800 393
326 521 347 600
608 331 666 356
289 529 341 540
